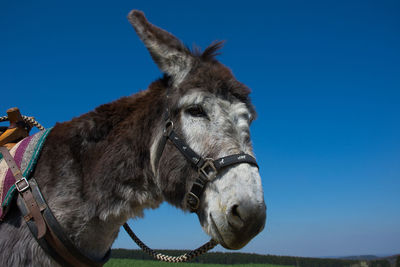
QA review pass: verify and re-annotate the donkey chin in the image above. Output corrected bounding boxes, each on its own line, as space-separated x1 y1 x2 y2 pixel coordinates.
197 164 266 249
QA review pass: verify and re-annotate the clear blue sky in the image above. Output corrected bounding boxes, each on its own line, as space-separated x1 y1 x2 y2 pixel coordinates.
1 0 399 258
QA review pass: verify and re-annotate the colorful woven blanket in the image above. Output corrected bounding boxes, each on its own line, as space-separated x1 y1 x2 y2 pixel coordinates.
0 128 52 220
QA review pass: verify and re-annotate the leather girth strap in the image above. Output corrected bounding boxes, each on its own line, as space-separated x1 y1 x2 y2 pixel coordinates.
0 146 110 267
17 178 111 267
0 146 47 238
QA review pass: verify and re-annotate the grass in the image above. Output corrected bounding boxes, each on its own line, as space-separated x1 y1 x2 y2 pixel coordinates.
105 258 293 267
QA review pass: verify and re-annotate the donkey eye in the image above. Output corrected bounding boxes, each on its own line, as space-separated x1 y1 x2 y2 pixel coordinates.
186 105 207 118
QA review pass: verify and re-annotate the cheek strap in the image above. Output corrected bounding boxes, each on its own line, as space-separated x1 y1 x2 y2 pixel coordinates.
155 121 259 212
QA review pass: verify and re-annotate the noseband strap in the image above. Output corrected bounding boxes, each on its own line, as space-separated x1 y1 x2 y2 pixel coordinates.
156 121 258 212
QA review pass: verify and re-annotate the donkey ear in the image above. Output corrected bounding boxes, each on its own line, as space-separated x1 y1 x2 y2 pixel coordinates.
128 10 193 85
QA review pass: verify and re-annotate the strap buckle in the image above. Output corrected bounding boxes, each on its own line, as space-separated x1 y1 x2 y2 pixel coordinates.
15 177 30 193
199 158 217 181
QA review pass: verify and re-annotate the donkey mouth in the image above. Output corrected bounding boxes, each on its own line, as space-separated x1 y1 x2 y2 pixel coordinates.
209 213 228 248
208 203 266 250
209 212 247 250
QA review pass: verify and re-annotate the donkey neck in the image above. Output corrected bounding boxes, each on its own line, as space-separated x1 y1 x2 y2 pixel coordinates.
34 80 168 260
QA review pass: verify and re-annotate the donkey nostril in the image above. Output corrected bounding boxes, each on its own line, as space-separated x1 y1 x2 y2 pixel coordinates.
231 204 242 220
227 204 245 230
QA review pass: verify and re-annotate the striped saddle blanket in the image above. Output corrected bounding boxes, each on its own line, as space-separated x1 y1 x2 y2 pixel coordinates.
0 128 51 220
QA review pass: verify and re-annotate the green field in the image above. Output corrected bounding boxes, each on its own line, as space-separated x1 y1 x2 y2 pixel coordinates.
105 258 293 267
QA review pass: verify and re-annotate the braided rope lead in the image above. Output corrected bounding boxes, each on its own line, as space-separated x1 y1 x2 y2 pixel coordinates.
0 115 45 131
123 223 218 263
0 116 8 123
21 115 45 131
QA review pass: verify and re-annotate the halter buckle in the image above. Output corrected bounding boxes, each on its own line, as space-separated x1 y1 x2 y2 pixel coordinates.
199 158 217 181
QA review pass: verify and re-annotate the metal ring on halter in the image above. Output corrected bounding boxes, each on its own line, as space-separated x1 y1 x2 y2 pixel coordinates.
163 120 174 137
187 192 201 211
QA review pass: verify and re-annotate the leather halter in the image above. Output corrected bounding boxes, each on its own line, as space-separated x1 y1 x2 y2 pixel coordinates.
155 120 259 212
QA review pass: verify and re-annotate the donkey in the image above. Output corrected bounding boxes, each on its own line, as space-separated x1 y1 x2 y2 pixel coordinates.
0 10 266 266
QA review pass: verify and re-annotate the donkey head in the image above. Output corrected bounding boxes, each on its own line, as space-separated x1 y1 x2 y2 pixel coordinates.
128 10 266 250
